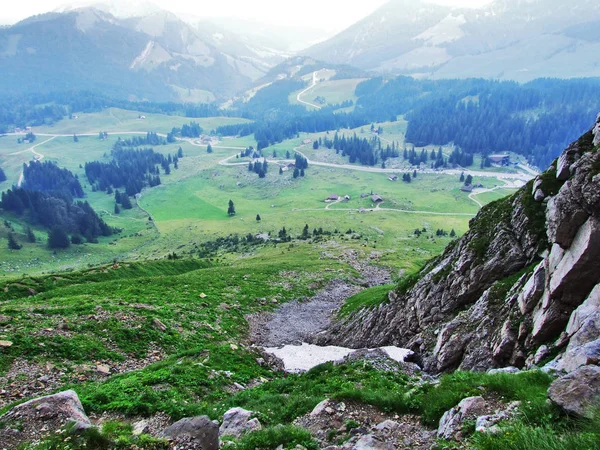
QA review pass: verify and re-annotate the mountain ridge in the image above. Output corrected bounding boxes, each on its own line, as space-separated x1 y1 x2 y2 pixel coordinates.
304 0 600 81
0 7 288 101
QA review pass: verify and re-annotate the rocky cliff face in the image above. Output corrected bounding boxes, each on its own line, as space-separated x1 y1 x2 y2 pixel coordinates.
314 114 600 374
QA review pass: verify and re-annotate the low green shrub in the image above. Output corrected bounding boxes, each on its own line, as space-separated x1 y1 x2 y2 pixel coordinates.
231 425 318 450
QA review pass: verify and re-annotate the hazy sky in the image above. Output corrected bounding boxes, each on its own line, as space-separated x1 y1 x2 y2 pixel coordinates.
1 0 494 28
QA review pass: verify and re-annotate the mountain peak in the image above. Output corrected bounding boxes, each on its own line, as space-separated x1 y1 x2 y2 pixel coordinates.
55 0 163 19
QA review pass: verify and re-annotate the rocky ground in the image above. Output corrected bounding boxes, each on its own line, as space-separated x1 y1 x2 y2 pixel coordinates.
295 399 435 450
0 305 168 409
248 279 362 347
248 250 392 350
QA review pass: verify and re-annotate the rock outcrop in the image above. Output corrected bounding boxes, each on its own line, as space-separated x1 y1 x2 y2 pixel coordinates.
0 390 91 449
314 115 600 374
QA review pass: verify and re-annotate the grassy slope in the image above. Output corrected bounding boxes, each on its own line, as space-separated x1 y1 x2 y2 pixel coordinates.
2 258 594 449
33 108 251 135
288 78 366 110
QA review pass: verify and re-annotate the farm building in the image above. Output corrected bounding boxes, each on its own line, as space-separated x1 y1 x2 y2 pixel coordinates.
344 195 351 201
371 195 383 203
325 194 340 202
460 185 474 192
388 175 399 182
488 154 510 166
302 138 312 145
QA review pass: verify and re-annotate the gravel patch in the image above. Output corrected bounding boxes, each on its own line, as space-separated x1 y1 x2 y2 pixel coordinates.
250 279 361 347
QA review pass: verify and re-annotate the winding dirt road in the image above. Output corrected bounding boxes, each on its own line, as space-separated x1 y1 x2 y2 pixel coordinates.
9 136 54 187
296 71 322 110
5 131 533 213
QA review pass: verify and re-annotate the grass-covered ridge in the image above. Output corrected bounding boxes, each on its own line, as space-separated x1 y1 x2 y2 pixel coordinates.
338 284 393 317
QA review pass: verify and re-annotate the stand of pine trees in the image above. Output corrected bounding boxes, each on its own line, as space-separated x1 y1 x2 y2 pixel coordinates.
85 145 179 196
22 161 84 199
332 133 382 166
1 188 115 243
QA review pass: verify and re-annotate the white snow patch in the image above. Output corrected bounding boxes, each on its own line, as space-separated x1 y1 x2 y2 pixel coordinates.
413 14 466 45
262 343 414 373
212 32 224 41
379 346 414 363
130 40 155 69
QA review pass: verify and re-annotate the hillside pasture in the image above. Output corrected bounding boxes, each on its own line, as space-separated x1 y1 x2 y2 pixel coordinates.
33 109 251 135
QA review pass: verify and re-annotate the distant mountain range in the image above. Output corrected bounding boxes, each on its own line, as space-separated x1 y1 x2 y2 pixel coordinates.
1 0 599 103
304 0 600 81
0 5 325 102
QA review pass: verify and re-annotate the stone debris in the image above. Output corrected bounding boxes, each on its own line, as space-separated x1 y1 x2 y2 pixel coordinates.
96 364 111 376
475 401 521 434
153 318 168 332
297 399 435 449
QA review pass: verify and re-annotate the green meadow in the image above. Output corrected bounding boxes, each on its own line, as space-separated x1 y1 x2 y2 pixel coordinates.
289 78 367 109
0 111 515 277
33 108 251 135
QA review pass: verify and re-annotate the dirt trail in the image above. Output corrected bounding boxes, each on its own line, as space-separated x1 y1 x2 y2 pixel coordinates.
296 70 322 109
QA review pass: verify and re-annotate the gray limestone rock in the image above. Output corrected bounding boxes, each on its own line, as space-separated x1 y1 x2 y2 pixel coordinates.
438 396 489 440
219 407 261 438
161 416 219 450
548 365 600 418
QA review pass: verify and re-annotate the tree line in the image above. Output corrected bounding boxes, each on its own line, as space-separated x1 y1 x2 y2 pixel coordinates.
85 145 182 196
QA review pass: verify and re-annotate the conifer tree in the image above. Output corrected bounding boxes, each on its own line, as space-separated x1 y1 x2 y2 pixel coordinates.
227 200 236 216
256 214 261 222
7 233 22 250
302 224 309 239
26 226 36 243
120 195 133 210
48 226 70 249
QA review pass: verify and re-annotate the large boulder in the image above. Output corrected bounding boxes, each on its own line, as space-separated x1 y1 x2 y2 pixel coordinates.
437 396 489 440
161 416 219 450
548 365 600 418
0 390 90 449
219 407 261 438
